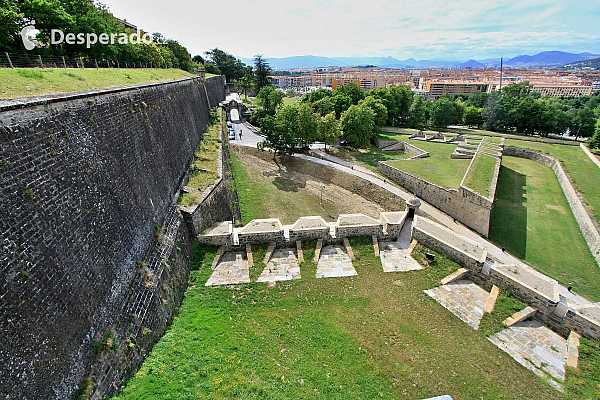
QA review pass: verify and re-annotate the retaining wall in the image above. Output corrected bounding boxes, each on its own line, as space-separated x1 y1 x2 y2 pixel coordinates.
378 162 493 236
0 76 226 399
504 146 600 266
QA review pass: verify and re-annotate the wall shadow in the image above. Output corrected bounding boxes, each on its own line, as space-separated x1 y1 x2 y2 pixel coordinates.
489 165 528 259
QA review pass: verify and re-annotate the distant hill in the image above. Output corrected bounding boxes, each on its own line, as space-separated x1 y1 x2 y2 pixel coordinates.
238 51 600 70
505 51 599 67
564 57 600 70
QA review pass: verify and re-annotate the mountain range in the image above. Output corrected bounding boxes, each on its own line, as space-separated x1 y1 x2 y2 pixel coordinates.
238 51 600 70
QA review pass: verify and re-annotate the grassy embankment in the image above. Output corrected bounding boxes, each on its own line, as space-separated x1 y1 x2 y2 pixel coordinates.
462 153 498 197
490 156 598 301
0 68 214 99
177 111 222 208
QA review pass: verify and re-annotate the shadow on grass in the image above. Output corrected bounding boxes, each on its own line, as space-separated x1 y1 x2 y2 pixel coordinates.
489 165 527 259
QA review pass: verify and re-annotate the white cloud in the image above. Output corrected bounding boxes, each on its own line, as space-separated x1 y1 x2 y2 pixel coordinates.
101 0 600 61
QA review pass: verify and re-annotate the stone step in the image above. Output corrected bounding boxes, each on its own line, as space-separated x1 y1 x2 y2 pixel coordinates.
313 239 323 263
296 241 304 263
372 236 380 257
246 244 253 268
407 239 418 254
485 285 500 313
211 245 225 270
343 237 355 260
440 268 469 285
503 306 537 327
263 242 276 264
566 331 581 368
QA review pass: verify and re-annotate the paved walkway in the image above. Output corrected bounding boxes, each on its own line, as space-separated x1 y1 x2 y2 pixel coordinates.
580 143 600 169
424 279 489 329
379 221 422 272
205 251 250 286
256 248 301 283
489 320 568 390
231 141 593 309
316 245 357 278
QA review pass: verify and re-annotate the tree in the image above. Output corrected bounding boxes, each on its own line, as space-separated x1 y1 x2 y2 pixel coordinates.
331 94 352 118
340 104 375 148
429 97 463 132
359 96 387 127
386 84 414 124
483 91 505 132
204 63 221 75
588 118 600 149
192 55 204 64
312 97 334 117
319 112 341 150
256 86 284 117
296 104 320 145
502 81 533 98
165 39 197 72
254 54 272 90
204 48 246 81
408 95 426 128
334 82 364 105
301 88 333 104
257 106 298 156
573 108 597 138
235 74 254 100
464 106 484 128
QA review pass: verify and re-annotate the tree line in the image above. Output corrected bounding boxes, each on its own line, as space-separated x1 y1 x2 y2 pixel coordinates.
250 79 600 154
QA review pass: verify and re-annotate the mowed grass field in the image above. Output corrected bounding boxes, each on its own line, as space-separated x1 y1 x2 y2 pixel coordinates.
113 151 598 399
489 156 599 301
0 68 199 99
381 134 471 188
463 153 498 197
504 139 600 221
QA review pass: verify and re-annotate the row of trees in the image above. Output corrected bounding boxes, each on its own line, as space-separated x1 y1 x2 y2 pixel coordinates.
1 0 199 71
251 80 600 154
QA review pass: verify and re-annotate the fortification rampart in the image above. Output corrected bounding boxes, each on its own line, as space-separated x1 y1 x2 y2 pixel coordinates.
0 76 226 399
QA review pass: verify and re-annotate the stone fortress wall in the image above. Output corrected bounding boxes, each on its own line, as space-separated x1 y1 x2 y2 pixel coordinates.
503 146 600 266
376 136 503 237
0 76 226 399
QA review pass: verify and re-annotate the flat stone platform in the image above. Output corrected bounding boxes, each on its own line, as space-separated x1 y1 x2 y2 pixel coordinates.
257 248 301 283
424 279 489 329
205 251 250 286
316 245 357 278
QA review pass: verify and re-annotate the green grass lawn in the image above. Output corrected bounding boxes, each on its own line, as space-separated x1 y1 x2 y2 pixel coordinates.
489 156 599 301
177 111 222 207
0 68 195 99
384 137 471 189
114 239 564 400
463 153 498 197
328 145 410 173
504 140 600 222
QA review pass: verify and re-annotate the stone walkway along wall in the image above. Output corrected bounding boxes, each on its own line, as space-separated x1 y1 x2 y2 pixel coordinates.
503 146 600 266
0 76 226 399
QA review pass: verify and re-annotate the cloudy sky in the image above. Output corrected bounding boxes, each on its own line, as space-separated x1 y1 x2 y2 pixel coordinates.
102 0 600 61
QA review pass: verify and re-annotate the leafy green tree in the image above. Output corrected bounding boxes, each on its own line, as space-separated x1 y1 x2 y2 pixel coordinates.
312 97 334 117
296 104 320 145
340 104 375 148
257 106 299 156
429 97 463 132
318 112 341 150
204 62 221 75
235 74 254 99
464 106 484 128
254 54 272 90
334 83 364 105
204 48 246 81
359 96 387 127
588 118 600 149
331 94 352 118
256 85 284 117
301 88 333 104
502 81 533 98
483 92 505 132
0 0 22 52
466 92 489 108
166 39 197 72
573 108 597 138
386 84 414 123
192 55 204 64
407 95 426 128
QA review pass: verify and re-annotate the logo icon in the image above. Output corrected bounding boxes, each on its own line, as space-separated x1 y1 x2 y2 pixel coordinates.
21 25 36 51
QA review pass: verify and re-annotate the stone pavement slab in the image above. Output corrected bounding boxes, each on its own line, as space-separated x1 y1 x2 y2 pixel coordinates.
316 245 357 278
379 241 422 272
489 320 567 390
257 248 301 283
205 251 250 286
424 279 488 329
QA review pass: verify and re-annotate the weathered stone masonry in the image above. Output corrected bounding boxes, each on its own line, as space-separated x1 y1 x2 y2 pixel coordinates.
0 76 226 399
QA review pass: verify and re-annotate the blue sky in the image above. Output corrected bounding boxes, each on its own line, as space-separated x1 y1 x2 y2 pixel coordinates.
102 0 600 61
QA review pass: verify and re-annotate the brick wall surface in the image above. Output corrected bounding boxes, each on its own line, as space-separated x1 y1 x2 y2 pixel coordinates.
0 76 226 399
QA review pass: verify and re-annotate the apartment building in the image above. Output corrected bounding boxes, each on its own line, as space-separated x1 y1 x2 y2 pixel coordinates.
531 83 593 97
423 80 490 99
